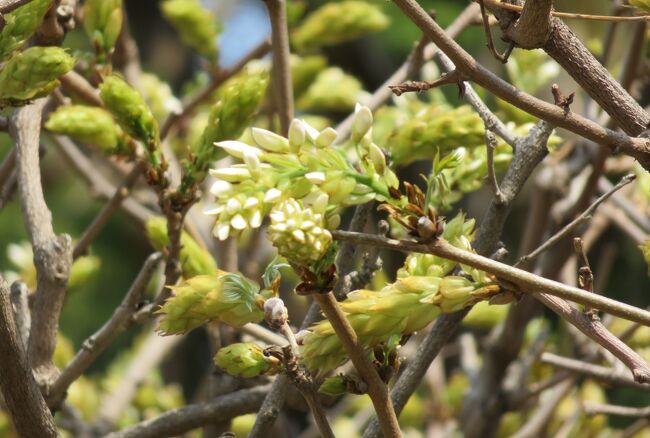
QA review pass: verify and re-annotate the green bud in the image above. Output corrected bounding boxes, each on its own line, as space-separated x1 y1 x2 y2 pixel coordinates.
268 198 333 267
161 0 219 62
45 105 129 154
185 69 268 190
83 0 123 59
0 0 51 62
157 272 264 334
99 75 161 165
214 343 280 378
297 67 366 112
292 1 389 51
352 104 373 144
0 47 74 105
146 217 218 278
318 376 348 396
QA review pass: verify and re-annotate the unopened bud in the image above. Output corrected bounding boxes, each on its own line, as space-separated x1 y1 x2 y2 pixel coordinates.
251 127 290 153
315 127 338 148
352 104 373 144
368 143 386 174
264 297 288 329
288 119 306 152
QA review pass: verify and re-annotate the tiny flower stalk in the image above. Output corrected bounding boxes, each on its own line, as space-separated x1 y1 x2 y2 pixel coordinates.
45 105 131 155
157 271 269 335
203 107 401 241
0 0 52 62
0 46 74 106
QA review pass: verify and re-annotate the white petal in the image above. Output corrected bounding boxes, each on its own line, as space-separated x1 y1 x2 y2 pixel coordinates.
203 205 224 216
292 229 305 242
209 167 251 182
264 188 282 203
214 140 261 159
315 127 338 148
249 210 262 228
210 180 232 197
288 119 306 151
352 104 373 143
226 198 241 214
231 214 248 230
305 171 326 184
215 223 230 240
301 119 321 142
244 197 260 209
251 127 290 152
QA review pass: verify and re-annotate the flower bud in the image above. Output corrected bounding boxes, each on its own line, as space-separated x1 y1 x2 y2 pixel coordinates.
243 150 261 175
209 167 252 182
264 297 288 329
214 343 280 378
251 127 290 153
315 127 338 148
0 47 74 103
305 171 326 185
161 0 219 62
84 0 123 60
215 140 262 159
288 119 306 152
367 143 387 174
352 103 373 144
0 0 51 62
318 376 348 396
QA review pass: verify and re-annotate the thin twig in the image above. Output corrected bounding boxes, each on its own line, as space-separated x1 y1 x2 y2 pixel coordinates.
313 292 401 438
479 0 650 22
478 0 513 62
540 352 650 391
73 162 146 259
518 173 636 265
49 253 164 406
484 130 504 202
583 402 650 417
331 230 650 326
622 418 650 438
264 0 293 135
103 385 271 438
0 275 58 438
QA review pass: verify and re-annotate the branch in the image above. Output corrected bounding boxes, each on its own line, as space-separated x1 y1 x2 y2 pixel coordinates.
73 162 146 259
480 0 650 22
540 352 650 391
507 0 553 48
583 402 650 418
9 281 31 352
331 231 650 326
264 0 294 135
0 275 58 438
49 253 164 406
518 173 636 265
103 385 271 438
10 99 73 384
390 0 650 169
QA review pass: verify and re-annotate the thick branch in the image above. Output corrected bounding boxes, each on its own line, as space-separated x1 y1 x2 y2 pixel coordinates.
0 275 58 438
507 0 553 48
11 99 73 382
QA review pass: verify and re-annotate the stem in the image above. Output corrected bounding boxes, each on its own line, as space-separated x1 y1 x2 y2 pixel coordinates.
313 292 402 438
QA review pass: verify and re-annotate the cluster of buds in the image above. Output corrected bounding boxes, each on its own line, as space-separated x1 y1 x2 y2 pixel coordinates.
161 0 220 63
0 0 51 61
267 198 333 267
0 47 74 105
292 0 389 51
214 343 281 378
299 213 501 373
45 105 130 154
297 67 370 112
83 0 123 62
204 104 400 241
140 72 182 122
157 271 269 335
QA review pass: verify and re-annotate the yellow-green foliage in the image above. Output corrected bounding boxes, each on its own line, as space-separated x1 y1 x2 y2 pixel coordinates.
161 0 219 62
0 0 51 61
83 0 123 58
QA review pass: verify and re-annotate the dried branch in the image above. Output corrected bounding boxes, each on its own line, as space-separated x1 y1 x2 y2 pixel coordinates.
389 69 465 96
0 275 58 438
263 0 294 136
313 292 401 437
49 253 164 406
391 0 650 169
540 352 650 391
10 99 73 385
518 173 636 266
104 385 271 438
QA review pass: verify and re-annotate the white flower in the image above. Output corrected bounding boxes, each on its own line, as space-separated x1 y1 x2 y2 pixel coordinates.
315 127 338 148
210 180 232 197
288 119 306 152
352 103 373 144
305 171 326 184
209 167 252 182
214 140 262 159
264 188 282 203
214 222 230 240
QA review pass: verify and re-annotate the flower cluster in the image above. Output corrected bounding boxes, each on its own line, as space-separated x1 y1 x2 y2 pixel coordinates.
299 214 501 374
83 0 123 61
0 0 51 62
204 104 400 241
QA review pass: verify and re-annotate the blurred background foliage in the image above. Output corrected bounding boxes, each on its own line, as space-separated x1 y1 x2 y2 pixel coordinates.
0 0 649 435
